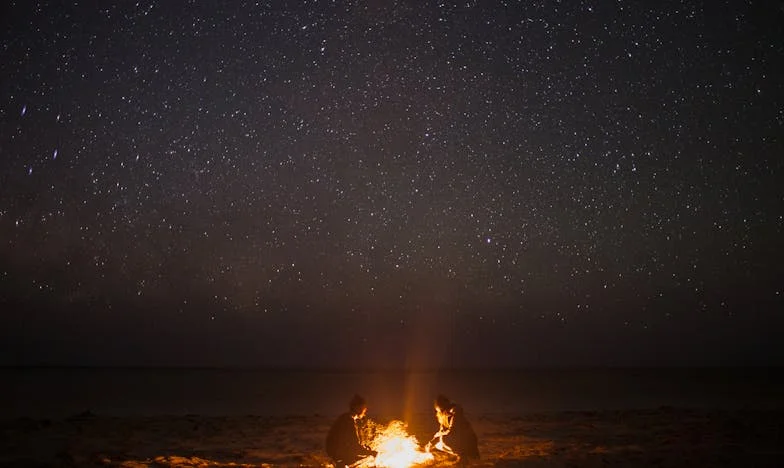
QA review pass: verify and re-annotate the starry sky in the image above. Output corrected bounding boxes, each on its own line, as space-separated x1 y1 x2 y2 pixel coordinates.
1 1 782 368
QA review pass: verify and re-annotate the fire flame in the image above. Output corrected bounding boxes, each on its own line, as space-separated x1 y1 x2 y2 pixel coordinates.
356 420 433 468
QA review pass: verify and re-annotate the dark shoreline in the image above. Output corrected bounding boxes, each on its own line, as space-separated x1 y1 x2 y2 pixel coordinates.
4 407 784 467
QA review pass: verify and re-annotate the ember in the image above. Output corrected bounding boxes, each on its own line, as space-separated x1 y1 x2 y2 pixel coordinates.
355 420 433 468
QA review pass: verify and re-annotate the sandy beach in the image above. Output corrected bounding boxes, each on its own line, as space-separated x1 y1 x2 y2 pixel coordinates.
3 407 783 467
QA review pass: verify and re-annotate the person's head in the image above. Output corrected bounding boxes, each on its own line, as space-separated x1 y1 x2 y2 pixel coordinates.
349 394 368 419
434 394 451 412
434 394 454 428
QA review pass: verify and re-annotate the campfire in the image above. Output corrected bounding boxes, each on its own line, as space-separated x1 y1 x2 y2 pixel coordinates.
355 420 434 468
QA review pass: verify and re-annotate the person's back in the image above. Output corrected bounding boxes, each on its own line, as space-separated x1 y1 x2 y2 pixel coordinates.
325 395 374 466
444 405 479 460
428 395 479 462
326 412 365 465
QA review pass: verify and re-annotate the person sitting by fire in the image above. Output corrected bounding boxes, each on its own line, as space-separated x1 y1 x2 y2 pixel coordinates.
426 394 479 462
326 394 377 467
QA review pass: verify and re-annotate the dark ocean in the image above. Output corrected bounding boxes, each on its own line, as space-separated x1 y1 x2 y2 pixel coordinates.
2 367 783 419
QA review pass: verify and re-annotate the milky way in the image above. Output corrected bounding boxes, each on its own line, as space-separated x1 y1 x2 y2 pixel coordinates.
1 1 782 367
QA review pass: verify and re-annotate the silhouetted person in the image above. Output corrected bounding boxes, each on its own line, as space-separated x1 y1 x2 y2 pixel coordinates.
426 394 479 463
326 394 375 467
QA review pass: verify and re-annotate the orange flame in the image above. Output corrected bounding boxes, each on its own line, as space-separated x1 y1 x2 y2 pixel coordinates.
356 420 433 468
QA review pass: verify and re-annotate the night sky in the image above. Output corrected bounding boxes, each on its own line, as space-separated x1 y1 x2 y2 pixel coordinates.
1 1 782 368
